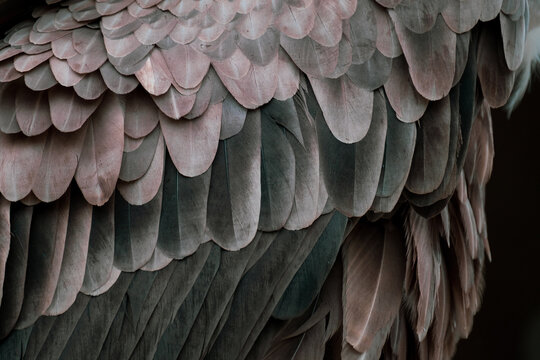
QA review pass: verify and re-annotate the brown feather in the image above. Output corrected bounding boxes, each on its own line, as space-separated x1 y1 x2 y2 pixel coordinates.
441 0 482 34
75 92 124 206
405 96 451 195
73 71 108 100
32 126 87 202
48 86 102 132
118 132 165 205
16 191 70 329
391 13 456 101
151 85 196 119
123 86 159 138
161 102 222 177
0 132 47 201
309 75 373 143
49 57 84 87
384 56 428 123
161 44 210 89
15 86 52 136
45 187 92 316
342 221 405 352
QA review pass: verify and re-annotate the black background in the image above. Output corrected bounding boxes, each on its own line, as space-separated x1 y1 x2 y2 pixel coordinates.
455 79 540 359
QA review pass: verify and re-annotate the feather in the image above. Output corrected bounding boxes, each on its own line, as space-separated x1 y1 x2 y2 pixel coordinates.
316 89 387 217
384 56 428 123
406 95 451 195
391 13 456 101
236 6 273 41
309 75 373 143
211 47 251 80
99 62 139 94
406 209 442 341
152 244 221 359
207 214 331 360
274 49 300 101
73 71 108 100
114 185 163 272
348 0 377 64
161 43 210 89
13 51 53 73
237 28 279 66
0 132 47 202
342 221 404 352
80 196 115 295
49 57 84 87
133 14 176 46
373 3 402 58
206 110 261 250
376 101 416 198
452 32 471 87
29 29 69 45
0 61 23 83
24 62 58 91
190 30 237 61
346 50 392 90
0 198 8 307
404 85 462 210
161 102 221 177
329 36 354 78
135 49 172 96
169 22 200 45
273 212 347 319
283 93 321 230
500 11 526 71
441 0 482 34
127 244 214 359
184 68 227 120
219 94 246 140
477 23 515 108
51 34 78 60
275 1 316 39
25 293 90 360
280 35 340 78
216 53 278 109
48 85 102 132
59 273 134 360
257 106 296 231
309 1 342 47
45 187 92 316
118 131 165 205
151 85 196 119
141 247 172 271
0 204 32 338
75 92 124 206
119 126 160 182
480 0 503 21
16 192 70 329
15 86 52 136
176 235 265 359
0 82 21 134
393 0 445 33
0 327 32 358
157 154 211 259
32 126 87 202
123 86 159 138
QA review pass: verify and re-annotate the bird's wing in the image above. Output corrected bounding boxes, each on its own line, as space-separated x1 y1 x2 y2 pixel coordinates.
0 0 523 359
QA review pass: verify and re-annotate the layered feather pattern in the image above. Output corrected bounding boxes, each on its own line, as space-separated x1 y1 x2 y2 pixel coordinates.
0 0 518 358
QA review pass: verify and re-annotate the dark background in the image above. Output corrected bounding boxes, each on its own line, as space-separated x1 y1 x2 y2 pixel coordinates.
455 79 540 359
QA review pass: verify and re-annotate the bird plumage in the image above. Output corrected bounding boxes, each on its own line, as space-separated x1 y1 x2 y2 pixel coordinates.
0 0 527 358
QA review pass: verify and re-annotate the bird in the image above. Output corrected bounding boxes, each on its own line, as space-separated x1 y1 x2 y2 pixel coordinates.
0 0 533 359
